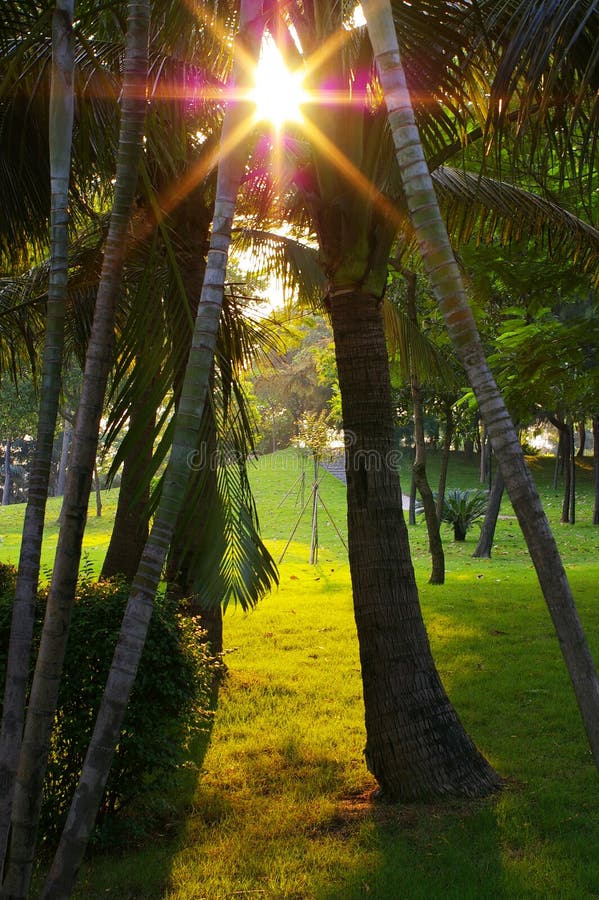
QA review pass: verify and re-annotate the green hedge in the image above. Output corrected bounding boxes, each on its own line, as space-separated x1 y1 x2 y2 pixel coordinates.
0 565 217 845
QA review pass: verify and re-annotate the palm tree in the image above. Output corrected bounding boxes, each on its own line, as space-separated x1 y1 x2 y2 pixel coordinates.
0 0 75 869
361 0 599 768
268 2 501 799
40 1 267 892
1 1 150 891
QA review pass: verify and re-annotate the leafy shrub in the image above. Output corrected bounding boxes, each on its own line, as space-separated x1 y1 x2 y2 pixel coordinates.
440 487 488 541
0 570 218 845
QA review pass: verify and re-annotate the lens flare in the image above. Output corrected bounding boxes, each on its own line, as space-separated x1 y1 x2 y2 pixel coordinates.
251 37 306 129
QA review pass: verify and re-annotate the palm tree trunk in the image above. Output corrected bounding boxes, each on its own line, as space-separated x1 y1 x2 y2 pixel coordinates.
330 288 499 800
41 4 265 894
473 468 504 559
0 0 74 873
363 0 599 768
405 272 444 583
1 4 149 894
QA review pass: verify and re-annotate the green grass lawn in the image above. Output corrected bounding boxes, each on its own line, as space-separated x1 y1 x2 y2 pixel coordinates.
2 449 599 898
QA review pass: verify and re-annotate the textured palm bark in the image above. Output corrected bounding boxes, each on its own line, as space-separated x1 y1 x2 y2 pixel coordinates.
362 0 599 768
0 0 74 877
40 3 265 893
330 290 500 800
1 4 150 895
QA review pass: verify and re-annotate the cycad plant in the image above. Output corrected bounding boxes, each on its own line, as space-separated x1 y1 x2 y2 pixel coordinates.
440 488 489 542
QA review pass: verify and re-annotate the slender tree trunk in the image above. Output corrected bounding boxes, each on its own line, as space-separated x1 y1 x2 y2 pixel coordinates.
405 272 444 583
41 5 265 894
559 420 572 523
408 466 417 525
329 289 499 800
1 4 149 894
480 427 489 484
593 415 599 526
0 0 74 874
568 420 576 524
576 421 586 457
473 468 504 558
163 178 223 649
552 418 568 489
1 441 11 507
92 464 102 518
309 455 319 564
101 395 154 580
55 416 72 497
436 400 453 522
363 0 599 769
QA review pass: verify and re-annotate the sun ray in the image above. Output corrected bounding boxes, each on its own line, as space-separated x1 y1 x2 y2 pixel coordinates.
299 116 408 234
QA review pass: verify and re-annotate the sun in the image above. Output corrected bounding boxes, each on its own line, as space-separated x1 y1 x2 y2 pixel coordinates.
251 37 306 130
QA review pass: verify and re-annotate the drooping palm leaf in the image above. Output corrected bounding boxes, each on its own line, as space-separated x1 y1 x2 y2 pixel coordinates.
382 297 460 389
433 165 599 284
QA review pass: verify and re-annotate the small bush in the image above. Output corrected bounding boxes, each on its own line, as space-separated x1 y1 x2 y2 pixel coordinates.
440 487 488 541
0 570 218 846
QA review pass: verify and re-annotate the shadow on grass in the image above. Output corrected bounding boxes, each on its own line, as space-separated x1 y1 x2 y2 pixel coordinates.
313 794 511 899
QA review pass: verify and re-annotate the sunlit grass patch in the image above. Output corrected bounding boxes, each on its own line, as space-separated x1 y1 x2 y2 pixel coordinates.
5 450 599 898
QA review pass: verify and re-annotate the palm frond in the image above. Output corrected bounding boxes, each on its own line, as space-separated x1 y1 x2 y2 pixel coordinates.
433 166 599 283
474 0 599 187
232 228 324 309
382 297 460 389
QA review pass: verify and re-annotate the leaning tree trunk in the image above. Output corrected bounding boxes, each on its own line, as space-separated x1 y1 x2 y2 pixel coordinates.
473 468 504 559
0 0 74 874
363 0 599 767
1 5 149 895
41 4 265 894
405 271 444 583
164 181 223 652
329 289 500 800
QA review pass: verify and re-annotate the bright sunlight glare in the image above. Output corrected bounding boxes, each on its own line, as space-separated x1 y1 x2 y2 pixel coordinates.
251 37 306 129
